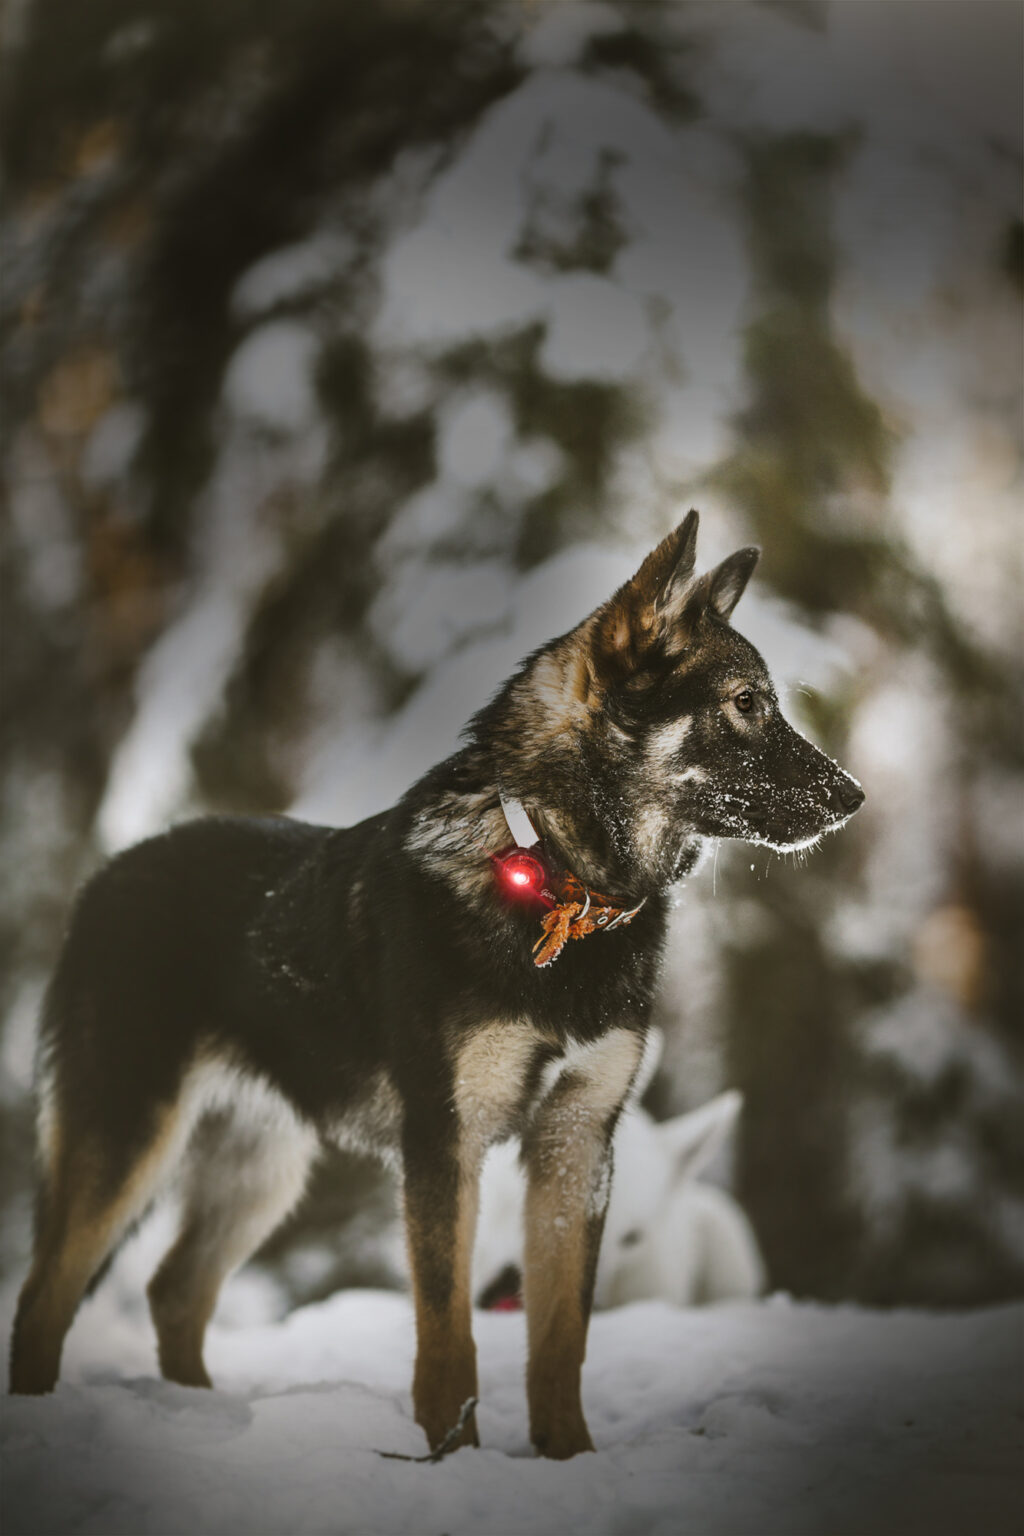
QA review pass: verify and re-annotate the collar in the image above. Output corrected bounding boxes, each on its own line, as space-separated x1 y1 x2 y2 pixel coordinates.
496 792 646 968
499 791 541 850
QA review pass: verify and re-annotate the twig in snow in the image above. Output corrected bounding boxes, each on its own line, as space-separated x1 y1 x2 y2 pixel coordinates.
378 1397 479 1463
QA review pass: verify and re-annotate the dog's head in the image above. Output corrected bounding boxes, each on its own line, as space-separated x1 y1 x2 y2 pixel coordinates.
488 510 864 895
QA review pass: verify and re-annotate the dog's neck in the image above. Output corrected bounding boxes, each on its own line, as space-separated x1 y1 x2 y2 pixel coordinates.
495 785 652 903
492 771 706 902
469 652 704 897
493 787 647 964
495 784 602 890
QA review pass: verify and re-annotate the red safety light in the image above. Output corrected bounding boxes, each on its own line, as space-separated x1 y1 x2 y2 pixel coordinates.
494 848 548 901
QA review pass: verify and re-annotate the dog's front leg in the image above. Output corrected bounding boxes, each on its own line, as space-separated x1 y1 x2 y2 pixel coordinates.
403 1127 481 1453
521 1028 643 1459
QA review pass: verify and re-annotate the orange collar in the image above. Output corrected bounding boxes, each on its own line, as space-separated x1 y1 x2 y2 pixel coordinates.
531 870 645 967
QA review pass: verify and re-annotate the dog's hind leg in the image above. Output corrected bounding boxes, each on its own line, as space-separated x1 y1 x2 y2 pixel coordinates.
9 1095 191 1395
148 1090 316 1389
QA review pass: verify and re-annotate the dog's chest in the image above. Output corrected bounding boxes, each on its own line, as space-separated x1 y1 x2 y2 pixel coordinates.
451 1021 546 1151
450 1020 643 1158
328 1069 403 1165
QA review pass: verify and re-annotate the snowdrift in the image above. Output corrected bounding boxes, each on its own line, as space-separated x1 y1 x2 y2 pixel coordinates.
3 1288 1020 1536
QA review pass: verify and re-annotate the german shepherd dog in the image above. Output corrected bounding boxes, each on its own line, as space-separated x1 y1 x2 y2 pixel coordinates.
9 512 863 1458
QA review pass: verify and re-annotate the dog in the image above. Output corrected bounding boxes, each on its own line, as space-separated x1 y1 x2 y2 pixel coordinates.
9 510 863 1459
473 1047 765 1314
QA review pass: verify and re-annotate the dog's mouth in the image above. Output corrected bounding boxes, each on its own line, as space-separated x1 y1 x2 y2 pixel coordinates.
692 784 863 852
748 824 828 854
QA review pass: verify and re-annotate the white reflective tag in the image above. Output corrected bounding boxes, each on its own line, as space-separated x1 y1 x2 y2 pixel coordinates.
499 793 540 849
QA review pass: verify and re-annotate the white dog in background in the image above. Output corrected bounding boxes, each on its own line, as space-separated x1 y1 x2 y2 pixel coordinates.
472 1034 766 1312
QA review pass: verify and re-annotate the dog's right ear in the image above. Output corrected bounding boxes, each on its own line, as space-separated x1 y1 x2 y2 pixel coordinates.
593 510 699 674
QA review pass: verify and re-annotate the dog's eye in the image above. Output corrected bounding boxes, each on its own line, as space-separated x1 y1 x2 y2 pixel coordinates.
735 690 754 713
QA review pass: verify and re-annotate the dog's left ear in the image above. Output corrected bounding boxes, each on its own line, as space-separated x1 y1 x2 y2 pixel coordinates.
594 510 700 671
593 517 761 675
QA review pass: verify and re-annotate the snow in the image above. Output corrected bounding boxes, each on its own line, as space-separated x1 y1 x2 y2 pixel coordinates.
3 20 1021 1522
538 272 649 382
7 430 82 612
377 480 472 556
80 401 146 489
373 62 743 396
0 976 44 1101
3 1287 1020 1536
230 234 355 321
861 987 1013 1099
437 390 515 488
367 557 514 673
519 2 624 70
97 416 327 852
222 321 320 433
96 585 250 851
850 986 1024 1251
472 1091 765 1311
295 540 639 825
691 0 1020 148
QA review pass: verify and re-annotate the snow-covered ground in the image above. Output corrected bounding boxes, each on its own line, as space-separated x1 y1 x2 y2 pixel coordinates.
3 1286 1021 1536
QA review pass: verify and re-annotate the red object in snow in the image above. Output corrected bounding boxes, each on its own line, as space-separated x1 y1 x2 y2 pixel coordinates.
488 1294 523 1312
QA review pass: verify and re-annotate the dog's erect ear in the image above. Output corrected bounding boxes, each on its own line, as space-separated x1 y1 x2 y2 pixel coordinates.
594 510 700 669
659 1090 743 1186
627 508 700 618
693 546 760 622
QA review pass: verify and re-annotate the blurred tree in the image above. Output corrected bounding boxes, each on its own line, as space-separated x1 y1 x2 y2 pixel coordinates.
1 0 1021 1307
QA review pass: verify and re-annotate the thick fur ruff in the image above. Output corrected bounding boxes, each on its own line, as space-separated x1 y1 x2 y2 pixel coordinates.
9 511 863 1458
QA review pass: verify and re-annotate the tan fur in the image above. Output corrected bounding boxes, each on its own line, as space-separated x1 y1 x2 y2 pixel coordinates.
405 788 507 902
606 611 632 654
523 628 598 732
12 1052 319 1395
594 513 700 669
633 803 670 863
10 1099 192 1394
148 1070 317 1388
451 1018 548 1156
522 1028 642 1457
407 1170 480 1451
539 1030 644 1122
503 626 601 777
329 1069 402 1167
34 1062 61 1183
407 1019 550 1449
523 1177 595 1458
646 716 693 770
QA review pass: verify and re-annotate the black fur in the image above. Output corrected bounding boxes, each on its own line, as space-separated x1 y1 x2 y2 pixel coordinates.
12 512 863 1455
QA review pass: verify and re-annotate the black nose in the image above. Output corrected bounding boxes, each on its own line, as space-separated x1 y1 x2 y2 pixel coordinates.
830 781 865 816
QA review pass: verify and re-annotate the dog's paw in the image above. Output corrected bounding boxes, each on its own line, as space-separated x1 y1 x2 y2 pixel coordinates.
531 1418 595 1459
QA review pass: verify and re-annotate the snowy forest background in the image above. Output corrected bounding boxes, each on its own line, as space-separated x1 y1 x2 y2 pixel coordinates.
1 0 1021 1320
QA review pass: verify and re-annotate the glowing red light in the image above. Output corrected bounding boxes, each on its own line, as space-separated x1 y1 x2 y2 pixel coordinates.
496 849 547 899
489 1294 523 1312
